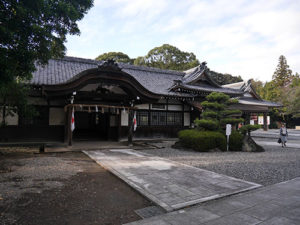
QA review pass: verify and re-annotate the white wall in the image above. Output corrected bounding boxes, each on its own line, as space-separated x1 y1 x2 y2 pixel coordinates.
49 107 65 125
121 110 129 126
136 104 149 110
0 107 18 125
168 105 182 111
184 112 190 126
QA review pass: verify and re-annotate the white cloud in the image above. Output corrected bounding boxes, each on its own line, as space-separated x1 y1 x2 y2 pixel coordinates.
66 0 300 81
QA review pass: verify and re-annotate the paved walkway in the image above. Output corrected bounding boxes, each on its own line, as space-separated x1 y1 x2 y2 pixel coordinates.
125 177 300 225
84 149 260 212
255 140 300 148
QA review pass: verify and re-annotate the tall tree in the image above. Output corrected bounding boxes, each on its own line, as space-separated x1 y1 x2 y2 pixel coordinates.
95 52 133 64
210 71 243 85
0 0 93 84
272 55 292 87
0 0 93 124
134 44 200 71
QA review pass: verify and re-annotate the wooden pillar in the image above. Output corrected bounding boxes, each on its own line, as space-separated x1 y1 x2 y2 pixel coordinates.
117 111 121 142
263 112 268 131
128 110 133 146
67 106 73 146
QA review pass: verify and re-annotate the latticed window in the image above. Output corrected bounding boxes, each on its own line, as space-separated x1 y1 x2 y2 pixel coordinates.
167 112 182 126
137 111 149 126
150 111 166 126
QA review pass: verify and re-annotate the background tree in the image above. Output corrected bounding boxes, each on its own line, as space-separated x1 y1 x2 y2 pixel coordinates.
210 71 243 85
0 81 36 127
0 0 93 124
272 55 292 87
134 44 200 71
1 0 93 84
95 52 133 64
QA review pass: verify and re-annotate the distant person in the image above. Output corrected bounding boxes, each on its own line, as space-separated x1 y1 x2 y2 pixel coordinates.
280 123 288 148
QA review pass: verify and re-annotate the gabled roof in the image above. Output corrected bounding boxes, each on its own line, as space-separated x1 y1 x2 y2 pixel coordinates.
30 56 190 97
223 80 282 107
182 62 220 87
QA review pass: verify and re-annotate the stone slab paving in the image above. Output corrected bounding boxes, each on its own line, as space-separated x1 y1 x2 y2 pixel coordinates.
124 177 300 225
84 149 260 212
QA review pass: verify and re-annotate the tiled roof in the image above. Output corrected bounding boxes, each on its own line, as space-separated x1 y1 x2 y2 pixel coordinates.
178 83 243 95
238 97 282 107
31 56 189 97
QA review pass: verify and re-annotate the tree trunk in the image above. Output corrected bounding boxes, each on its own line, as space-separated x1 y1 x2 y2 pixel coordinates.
242 135 264 152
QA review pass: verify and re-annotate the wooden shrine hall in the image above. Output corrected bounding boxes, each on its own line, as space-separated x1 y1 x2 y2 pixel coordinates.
0 57 281 145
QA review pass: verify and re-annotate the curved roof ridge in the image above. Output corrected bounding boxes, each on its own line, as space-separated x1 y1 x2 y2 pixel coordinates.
118 62 185 76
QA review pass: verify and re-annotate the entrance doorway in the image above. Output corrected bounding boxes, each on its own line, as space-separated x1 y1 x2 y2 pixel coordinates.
73 111 110 141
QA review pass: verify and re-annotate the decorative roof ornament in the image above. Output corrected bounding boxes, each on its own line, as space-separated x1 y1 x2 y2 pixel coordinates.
98 59 121 72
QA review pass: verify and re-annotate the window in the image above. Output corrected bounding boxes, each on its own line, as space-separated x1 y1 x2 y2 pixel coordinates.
136 110 183 126
167 112 182 126
150 111 166 126
137 111 149 126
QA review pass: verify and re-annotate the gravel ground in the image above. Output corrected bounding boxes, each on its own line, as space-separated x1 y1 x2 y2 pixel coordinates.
139 140 300 186
0 155 84 203
0 152 152 225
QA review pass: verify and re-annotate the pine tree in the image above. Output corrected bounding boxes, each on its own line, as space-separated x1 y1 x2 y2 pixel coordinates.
272 55 292 87
194 92 244 131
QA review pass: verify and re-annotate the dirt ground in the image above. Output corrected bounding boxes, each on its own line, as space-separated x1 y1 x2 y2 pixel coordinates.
0 151 152 225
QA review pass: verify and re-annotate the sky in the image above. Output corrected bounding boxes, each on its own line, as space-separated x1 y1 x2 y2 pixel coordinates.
66 0 300 82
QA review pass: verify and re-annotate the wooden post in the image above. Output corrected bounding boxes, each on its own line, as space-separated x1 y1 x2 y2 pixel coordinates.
128 110 133 146
263 112 268 131
117 111 121 142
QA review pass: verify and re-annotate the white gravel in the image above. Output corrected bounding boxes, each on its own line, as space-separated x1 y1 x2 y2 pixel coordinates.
139 141 300 186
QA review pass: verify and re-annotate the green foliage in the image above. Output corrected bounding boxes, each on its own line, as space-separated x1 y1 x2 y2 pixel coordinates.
201 101 225 110
287 88 300 118
201 111 218 119
205 92 230 103
178 129 226 151
197 92 243 131
0 0 93 84
209 70 243 85
0 80 36 126
239 124 261 136
95 52 133 64
221 109 242 117
229 131 243 151
0 0 92 123
194 119 219 131
272 55 293 87
220 118 244 126
133 44 200 71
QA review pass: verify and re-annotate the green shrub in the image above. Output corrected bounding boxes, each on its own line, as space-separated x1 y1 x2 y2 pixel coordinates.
220 118 244 126
194 119 219 131
178 129 226 152
229 131 243 151
240 124 261 135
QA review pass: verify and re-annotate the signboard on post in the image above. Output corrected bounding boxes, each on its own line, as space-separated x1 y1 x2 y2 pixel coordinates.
226 124 232 152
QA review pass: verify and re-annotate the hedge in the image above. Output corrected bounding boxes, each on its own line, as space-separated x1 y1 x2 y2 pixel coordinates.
178 129 226 152
229 131 243 151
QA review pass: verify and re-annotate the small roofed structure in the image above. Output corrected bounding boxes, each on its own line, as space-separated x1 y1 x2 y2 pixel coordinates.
0 56 281 144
